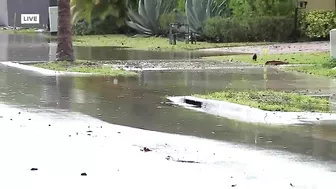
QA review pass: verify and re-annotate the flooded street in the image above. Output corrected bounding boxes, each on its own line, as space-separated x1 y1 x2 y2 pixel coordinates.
1 33 336 173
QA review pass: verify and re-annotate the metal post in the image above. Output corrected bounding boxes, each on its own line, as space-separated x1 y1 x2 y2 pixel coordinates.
185 25 189 44
169 23 173 44
190 32 194 44
185 33 189 44
172 34 176 45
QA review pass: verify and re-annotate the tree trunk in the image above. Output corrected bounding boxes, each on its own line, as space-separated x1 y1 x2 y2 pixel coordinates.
56 0 75 62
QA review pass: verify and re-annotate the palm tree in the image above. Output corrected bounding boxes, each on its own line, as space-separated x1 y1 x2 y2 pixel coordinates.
56 0 75 62
70 0 138 25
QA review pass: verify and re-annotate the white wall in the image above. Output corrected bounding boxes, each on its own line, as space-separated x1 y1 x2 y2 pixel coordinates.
0 0 9 26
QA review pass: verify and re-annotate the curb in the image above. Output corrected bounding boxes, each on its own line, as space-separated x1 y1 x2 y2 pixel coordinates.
167 96 336 126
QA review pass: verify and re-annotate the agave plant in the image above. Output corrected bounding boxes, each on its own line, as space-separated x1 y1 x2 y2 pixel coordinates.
185 0 228 34
125 0 176 36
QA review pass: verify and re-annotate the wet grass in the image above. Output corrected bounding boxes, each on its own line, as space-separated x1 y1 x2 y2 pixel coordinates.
204 52 329 65
73 34 270 51
194 90 331 113
205 51 336 78
0 28 38 34
283 62 336 78
33 61 138 77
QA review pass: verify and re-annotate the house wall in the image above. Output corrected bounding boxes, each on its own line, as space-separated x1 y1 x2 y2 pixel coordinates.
306 0 336 11
0 0 8 26
7 0 49 28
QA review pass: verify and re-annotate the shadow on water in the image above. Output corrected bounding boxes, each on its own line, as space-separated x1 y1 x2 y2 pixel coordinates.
0 33 245 61
1 63 336 162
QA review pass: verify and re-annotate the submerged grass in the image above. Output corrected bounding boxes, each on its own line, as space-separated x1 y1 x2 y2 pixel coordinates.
194 90 331 113
33 61 138 77
73 34 270 51
0 28 38 34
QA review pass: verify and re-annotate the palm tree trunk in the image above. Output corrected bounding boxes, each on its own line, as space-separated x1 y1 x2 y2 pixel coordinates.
56 0 75 62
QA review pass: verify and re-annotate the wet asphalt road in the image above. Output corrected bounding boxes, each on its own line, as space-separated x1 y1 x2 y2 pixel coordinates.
1 33 336 163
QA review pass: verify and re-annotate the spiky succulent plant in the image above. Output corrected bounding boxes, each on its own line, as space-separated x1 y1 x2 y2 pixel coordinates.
125 0 176 35
185 0 228 34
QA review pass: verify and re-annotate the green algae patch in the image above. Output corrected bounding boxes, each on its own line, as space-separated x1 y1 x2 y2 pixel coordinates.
194 90 331 113
33 61 138 77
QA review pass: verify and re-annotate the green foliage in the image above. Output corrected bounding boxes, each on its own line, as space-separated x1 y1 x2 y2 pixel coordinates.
125 0 176 35
203 16 294 42
300 10 336 39
185 0 229 34
177 0 185 11
70 0 132 25
159 13 177 34
245 16 294 42
203 17 247 42
73 16 126 35
229 0 294 18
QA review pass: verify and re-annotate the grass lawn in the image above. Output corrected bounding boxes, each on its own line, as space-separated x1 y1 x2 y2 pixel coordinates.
194 90 331 113
0 28 38 34
203 52 330 65
73 34 270 51
33 61 138 77
284 63 336 78
205 51 336 78
0 31 269 50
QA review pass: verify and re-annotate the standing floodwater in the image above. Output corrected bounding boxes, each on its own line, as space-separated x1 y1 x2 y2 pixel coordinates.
1 62 336 163
0 33 241 61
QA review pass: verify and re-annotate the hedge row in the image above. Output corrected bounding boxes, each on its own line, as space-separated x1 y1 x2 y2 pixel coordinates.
300 10 336 39
72 10 336 42
72 16 127 35
203 16 294 42
203 10 336 43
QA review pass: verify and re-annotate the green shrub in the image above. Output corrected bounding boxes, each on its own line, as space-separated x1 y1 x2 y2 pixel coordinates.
159 13 177 35
203 17 247 42
203 16 294 42
229 0 294 19
300 10 336 39
73 16 125 35
245 16 294 42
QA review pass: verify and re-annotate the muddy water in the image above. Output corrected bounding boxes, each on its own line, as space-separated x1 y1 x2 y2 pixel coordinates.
1 63 336 163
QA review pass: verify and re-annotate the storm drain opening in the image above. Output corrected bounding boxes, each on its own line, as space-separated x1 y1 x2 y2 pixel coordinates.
184 98 202 108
